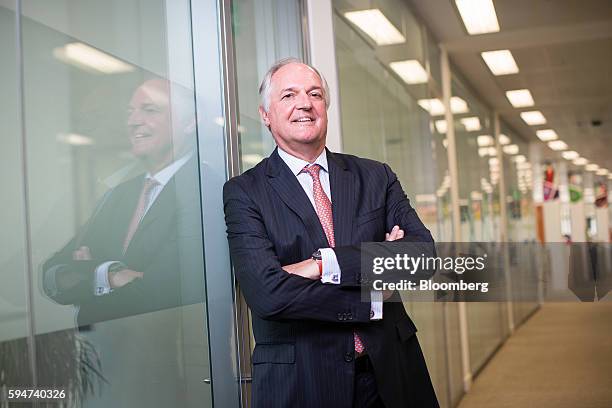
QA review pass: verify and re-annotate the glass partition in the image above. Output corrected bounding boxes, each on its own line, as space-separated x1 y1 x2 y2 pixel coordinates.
0 1 232 406
0 1 33 391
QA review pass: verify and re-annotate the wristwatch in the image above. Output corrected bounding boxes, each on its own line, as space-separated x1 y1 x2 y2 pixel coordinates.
311 250 323 277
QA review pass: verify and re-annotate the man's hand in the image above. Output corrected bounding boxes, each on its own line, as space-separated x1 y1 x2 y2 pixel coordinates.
383 225 404 300
282 259 320 280
109 268 144 288
385 225 404 241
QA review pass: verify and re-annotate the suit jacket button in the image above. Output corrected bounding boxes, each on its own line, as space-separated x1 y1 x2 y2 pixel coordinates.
347 313 353 320
337 313 343 321
344 352 354 362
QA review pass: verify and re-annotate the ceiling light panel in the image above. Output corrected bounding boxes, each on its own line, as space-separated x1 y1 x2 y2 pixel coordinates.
573 158 588 166
548 140 568 151
561 151 579 160
481 50 519 75
585 164 599 172
498 134 510 145
455 0 500 35
53 42 134 74
536 129 558 142
435 120 448 134
344 9 406 46
506 89 534 108
503 144 519 155
520 111 547 126
460 116 481 131
389 60 428 84
477 135 494 147
417 97 468 115
596 169 609 176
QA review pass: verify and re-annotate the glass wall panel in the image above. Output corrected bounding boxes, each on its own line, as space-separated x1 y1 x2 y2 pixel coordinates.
0 2 33 393
4 1 228 406
333 1 452 406
233 0 304 170
450 75 506 374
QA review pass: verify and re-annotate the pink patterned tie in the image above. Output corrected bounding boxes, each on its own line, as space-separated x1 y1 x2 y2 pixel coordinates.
123 178 158 253
302 164 365 354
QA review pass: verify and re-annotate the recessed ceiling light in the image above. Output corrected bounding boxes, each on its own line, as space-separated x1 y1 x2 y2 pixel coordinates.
455 0 500 35
417 97 469 115
503 144 519 155
56 133 94 146
498 134 510 145
536 129 558 142
344 9 406 46
478 147 491 157
435 120 447 134
561 151 579 160
573 157 588 166
481 50 519 75
506 89 534 108
596 168 609 176
53 42 135 74
477 135 494 147
460 116 481 131
548 140 568 151
585 164 599 172
514 155 526 163
520 111 547 126
389 60 428 84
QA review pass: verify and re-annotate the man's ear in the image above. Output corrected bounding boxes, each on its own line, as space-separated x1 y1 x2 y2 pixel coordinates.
259 106 271 128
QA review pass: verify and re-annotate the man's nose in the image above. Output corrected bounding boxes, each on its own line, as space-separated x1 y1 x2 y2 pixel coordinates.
295 92 312 109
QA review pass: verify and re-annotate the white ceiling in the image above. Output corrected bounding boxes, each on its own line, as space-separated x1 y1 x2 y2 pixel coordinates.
409 0 612 172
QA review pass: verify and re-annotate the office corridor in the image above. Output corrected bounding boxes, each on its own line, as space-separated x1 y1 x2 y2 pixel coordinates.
458 302 612 408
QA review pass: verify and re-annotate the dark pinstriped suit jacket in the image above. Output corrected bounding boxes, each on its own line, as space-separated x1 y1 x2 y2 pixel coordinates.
223 148 439 408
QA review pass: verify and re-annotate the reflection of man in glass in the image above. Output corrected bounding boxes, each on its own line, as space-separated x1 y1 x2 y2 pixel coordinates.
42 79 204 327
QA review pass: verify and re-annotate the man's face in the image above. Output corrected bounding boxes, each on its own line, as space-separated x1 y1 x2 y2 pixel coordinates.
260 63 328 156
127 80 174 162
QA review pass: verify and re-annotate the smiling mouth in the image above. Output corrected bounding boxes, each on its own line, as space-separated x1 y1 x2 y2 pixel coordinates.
132 133 152 140
292 118 315 123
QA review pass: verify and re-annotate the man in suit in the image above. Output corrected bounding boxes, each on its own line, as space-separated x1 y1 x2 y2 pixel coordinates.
42 78 205 326
223 58 439 407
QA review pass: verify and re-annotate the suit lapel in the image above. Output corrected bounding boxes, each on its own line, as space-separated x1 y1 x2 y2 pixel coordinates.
266 148 329 248
327 150 356 247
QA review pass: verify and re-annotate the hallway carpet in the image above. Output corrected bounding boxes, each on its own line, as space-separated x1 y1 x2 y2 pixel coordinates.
458 302 612 408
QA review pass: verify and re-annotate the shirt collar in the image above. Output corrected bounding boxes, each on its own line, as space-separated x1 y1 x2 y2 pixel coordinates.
277 147 328 176
146 153 192 186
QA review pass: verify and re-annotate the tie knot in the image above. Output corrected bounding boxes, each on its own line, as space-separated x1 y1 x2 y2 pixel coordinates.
302 164 321 179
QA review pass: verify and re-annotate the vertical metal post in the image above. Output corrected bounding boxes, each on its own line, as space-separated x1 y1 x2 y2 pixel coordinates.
15 0 39 392
494 113 514 333
441 46 472 392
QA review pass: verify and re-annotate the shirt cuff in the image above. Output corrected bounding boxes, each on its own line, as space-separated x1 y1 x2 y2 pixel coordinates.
320 248 341 284
370 290 383 320
94 261 116 296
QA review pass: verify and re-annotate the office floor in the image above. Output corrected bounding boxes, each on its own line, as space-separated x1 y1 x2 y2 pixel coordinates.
458 302 612 408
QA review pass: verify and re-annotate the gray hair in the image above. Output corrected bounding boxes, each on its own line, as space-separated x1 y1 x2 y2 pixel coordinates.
258 57 330 112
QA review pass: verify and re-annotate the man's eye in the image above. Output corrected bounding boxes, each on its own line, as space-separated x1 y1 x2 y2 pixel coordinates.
310 92 322 99
281 94 294 100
